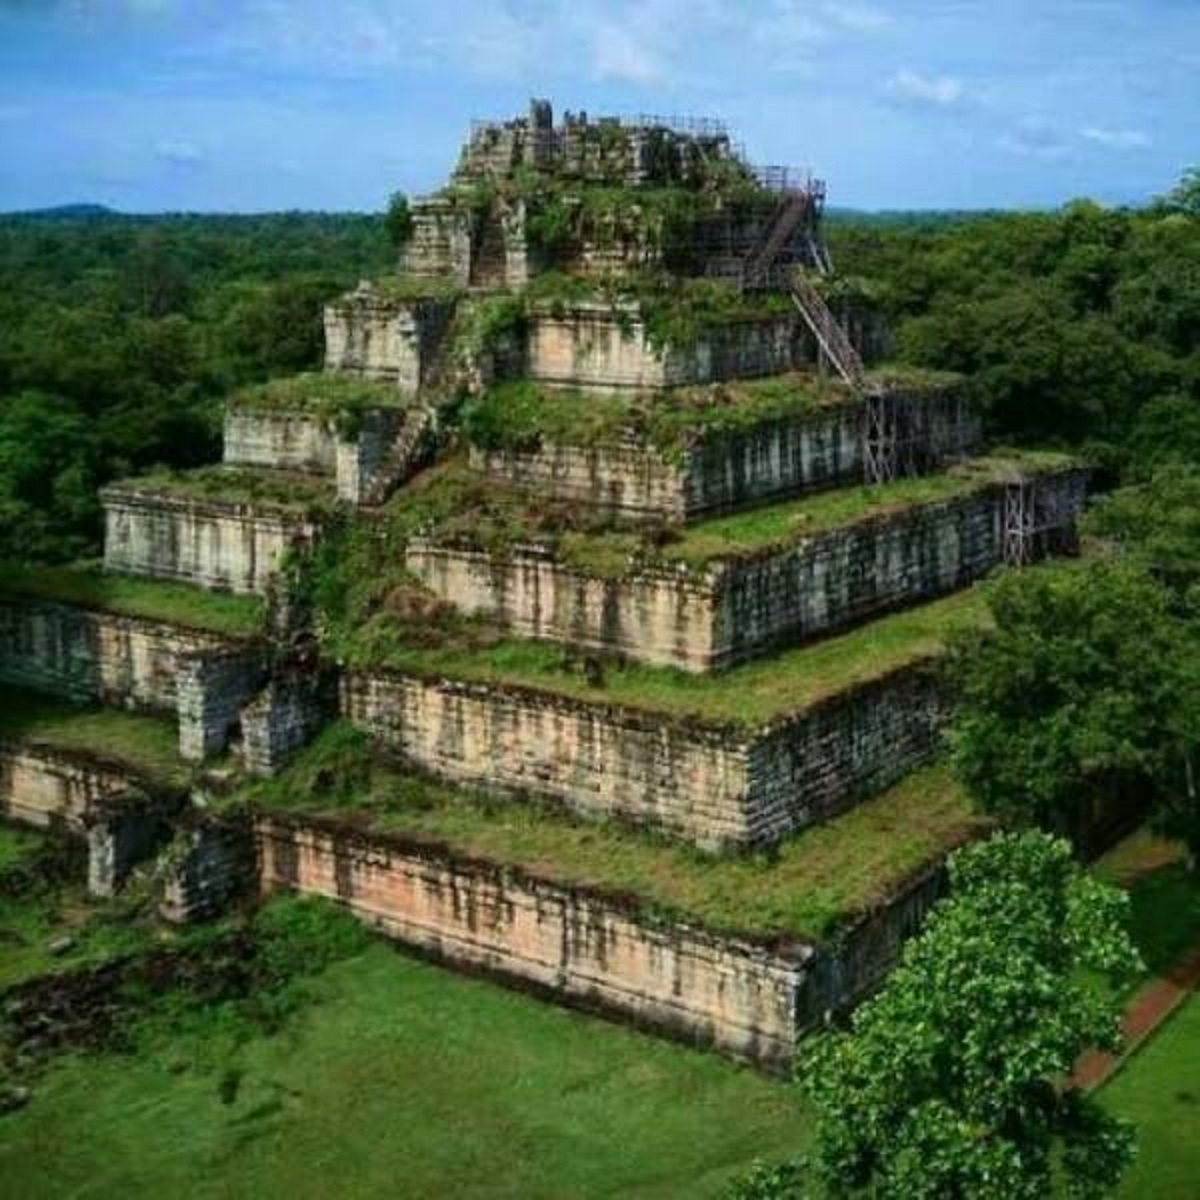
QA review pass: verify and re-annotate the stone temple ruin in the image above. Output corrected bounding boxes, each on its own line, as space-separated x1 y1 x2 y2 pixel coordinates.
0 102 1092 1069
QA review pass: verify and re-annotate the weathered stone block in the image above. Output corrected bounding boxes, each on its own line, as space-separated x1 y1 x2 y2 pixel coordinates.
323 285 455 392
340 663 946 850
527 305 809 391
472 387 981 521
0 596 242 713
158 813 256 923
406 468 1087 672
101 485 321 595
176 646 268 762
256 813 809 1068
241 664 334 778
254 811 955 1069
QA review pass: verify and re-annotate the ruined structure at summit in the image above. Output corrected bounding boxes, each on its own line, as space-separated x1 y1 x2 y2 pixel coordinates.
0 101 1096 1069
402 99 828 291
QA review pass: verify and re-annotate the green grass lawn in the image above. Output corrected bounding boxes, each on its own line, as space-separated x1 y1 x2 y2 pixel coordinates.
1103 993 1200 1199
1095 830 1200 980
0 687 189 788
0 561 264 637
0 941 810 1200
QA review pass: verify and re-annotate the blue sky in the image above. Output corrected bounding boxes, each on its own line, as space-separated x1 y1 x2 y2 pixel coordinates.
0 1 1196 212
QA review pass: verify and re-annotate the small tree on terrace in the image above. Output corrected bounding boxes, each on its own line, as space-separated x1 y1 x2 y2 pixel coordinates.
733 832 1141 1199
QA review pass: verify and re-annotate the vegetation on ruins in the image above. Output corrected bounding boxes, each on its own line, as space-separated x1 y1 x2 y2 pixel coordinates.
0 687 189 787
0 560 264 636
112 464 337 514
230 371 407 417
231 729 981 941
3 168 1195 563
738 832 1140 1199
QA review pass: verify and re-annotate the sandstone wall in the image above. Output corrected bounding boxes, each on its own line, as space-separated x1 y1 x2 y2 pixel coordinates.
102 487 320 595
158 814 257 923
323 290 455 392
527 308 809 391
0 742 135 830
407 470 1086 672
746 667 948 844
472 389 981 521
0 596 233 711
256 814 809 1068
241 667 333 778
176 646 268 762
341 664 944 849
223 410 337 475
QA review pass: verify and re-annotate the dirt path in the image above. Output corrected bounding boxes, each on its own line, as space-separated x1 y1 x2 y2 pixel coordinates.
1072 942 1200 1090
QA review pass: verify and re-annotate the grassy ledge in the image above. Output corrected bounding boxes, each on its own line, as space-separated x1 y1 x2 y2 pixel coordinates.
326 583 990 730
388 450 1077 577
229 372 410 418
462 374 853 460
235 728 986 943
0 561 264 637
103 466 336 514
0 687 190 788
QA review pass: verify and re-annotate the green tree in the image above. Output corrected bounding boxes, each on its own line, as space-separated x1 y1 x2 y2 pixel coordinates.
736 833 1140 1199
384 191 414 250
946 560 1200 865
1162 165 1200 216
1086 466 1200 602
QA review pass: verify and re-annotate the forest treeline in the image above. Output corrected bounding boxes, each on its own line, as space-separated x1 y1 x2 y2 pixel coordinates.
1 176 1197 563
0 210 392 561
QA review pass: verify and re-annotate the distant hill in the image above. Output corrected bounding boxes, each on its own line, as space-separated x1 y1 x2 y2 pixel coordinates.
4 203 119 221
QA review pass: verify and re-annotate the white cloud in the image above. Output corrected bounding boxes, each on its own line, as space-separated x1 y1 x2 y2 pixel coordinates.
154 138 205 166
591 22 666 85
885 69 964 107
822 2 892 33
1080 126 1150 151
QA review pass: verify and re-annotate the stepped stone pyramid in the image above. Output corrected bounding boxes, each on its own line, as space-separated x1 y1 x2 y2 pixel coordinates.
0 101 1090 1068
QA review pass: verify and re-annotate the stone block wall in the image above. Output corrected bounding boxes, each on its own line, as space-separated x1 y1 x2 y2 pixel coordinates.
158 814 256 923
0 596 235 712
746 667 948 844
223 409 338 475
86 801 167 898
400 198 475 283
527 307 809 391
102 486 321 595
176 646 267 762
323 287 456 393
254 811 967 1068
255 813 809 1068
407 470 1086 672
336 406 432 505
341 662 945 849
472 387 982 522
241 666 333 778
0 741 137 830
